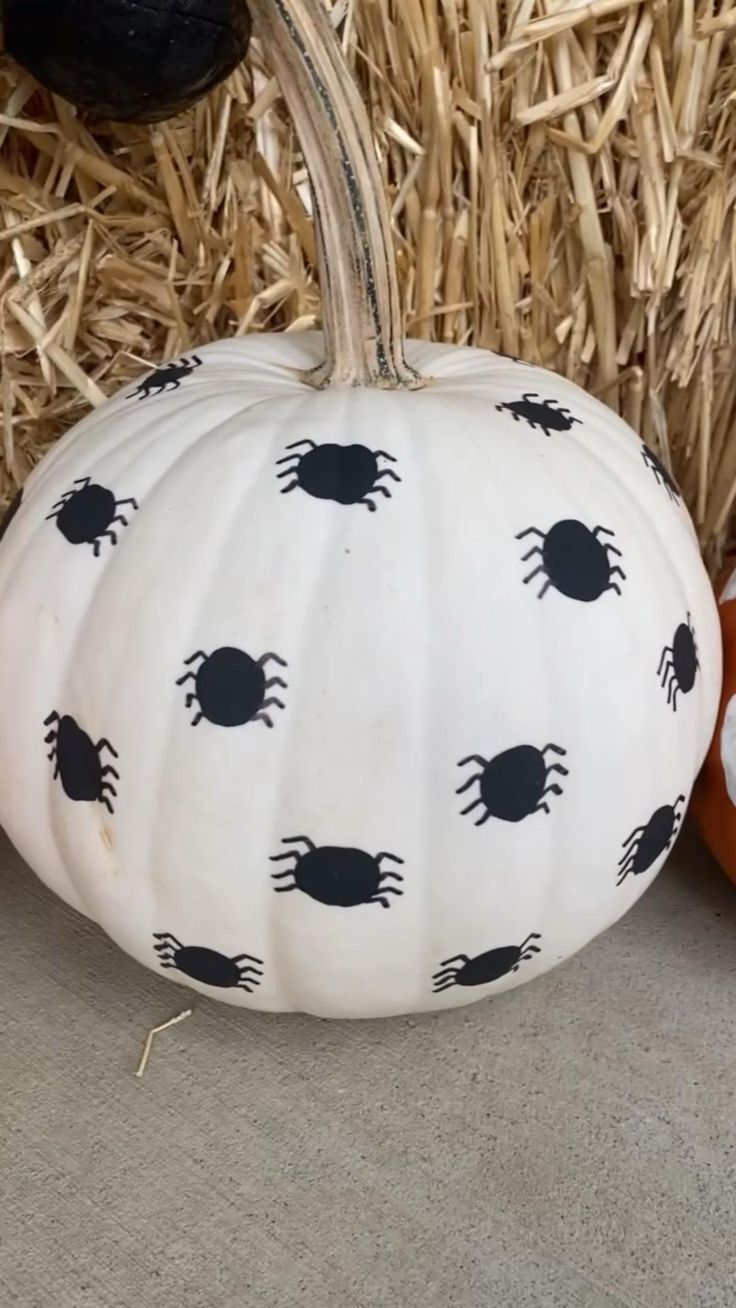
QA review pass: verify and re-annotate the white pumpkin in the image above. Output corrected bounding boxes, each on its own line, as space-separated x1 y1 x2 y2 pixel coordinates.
0 329 721 1016
0 0 722 1018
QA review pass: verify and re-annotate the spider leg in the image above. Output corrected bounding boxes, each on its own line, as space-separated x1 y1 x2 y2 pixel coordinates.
607 582 623 596
592 525 615 537
273 882 298 892
271 868 296 882
546 762 569 777
657 646 673 676
460 797 483 817
604 544 623 558
276 465 300 477
542 783 563 797
115 498 139 510
269 853 300 865
183 651 208 667
185 693 197 707
53 761 60 778
102 529 118 546
95 739 118 757
456 773 482 795
523 392 539 402
516 526 544 540
378 871 404 883
44 710 60 726
109 515 130 529
370 484 392 498
101 796 115 814
534 801 550 814
154 932 183 949
277 835 316 851
264 676 288 691
286 438 318 451
236 980 256 992
439 954 470 968
260 697 285 711
100 765 119 779
370 896 394 908
433 981 457 992
254 712 274 727
376 851 404 865
373 450 397 462
100 778 117 794
374 468 401 483
258 652 288 669
521 563 545 584
519 933 542 950
92 539 102 557
190 710 203 726
360 498 378 512
520 544 543 562
473 809 492 826
372 885 403 898
191 356 203 367
616 865 632 886
44 732 57 747
669 683 679 711
520 947 541 960
458 754 489 769
176 671 196 687
279 481 300 494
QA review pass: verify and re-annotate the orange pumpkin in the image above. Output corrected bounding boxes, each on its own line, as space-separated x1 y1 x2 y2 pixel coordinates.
693 560 736 882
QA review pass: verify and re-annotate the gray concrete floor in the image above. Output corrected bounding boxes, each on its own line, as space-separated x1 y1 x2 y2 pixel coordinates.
1 824 735 1308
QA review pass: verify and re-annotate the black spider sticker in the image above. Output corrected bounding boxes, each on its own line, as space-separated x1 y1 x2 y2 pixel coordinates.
47 478 138 556
517 519 625 601
44 712 119 812
0 487 23 544
617 796 685 885
270 837 404 908
457 743 568 825
153 934 263 991
641 443 681 503
177 646 287 728
277 440 401 511
658 616 698 710
432 934 542 992
496 393 581 436
129 355 203 400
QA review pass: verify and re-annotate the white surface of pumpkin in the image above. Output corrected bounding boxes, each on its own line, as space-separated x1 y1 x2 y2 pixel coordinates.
0 332 722 1016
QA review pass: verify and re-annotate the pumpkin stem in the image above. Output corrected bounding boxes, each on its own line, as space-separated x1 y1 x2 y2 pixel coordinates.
249 0 423 390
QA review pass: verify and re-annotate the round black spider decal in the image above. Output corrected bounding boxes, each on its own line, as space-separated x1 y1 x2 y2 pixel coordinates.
432 933 542 992
276 440 401 511
153 933 263 991
0 487 23 544
129 355 203 400
46 477 138 556
176 646 287 728
658 615 698 710
641 443 681 503
270 837 404 907
496 393 581 436
517 519 625 601
617 795 686 885
44 711 119 812
457 743 568 825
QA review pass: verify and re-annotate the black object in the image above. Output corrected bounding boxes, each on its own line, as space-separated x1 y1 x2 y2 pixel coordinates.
3 0 252 123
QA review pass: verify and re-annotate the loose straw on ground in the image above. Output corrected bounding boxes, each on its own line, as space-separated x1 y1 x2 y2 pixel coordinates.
2 0 736 570
135 1008 193 1079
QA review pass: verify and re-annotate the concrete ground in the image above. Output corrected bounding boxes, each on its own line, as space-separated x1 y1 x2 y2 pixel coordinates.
1 824 735 1308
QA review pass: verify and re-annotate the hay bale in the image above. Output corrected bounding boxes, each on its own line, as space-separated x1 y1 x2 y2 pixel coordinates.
1 0 735 568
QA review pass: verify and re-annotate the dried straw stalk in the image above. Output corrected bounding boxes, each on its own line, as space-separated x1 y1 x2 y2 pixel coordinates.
2 0 736 570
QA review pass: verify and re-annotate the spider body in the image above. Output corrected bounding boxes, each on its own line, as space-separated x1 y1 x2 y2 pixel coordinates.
44 712 119 812
496 393 581 436
432 933 542 992
130 356 203 400
270 837 404 907
457 743 568 825
617 796 685 884
46 478 138 555
641 444 681 502
0 488 23 544
277 440 400 510
658 616 699 709
517 518 625 601
176 646 287 728
153 934 263 991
